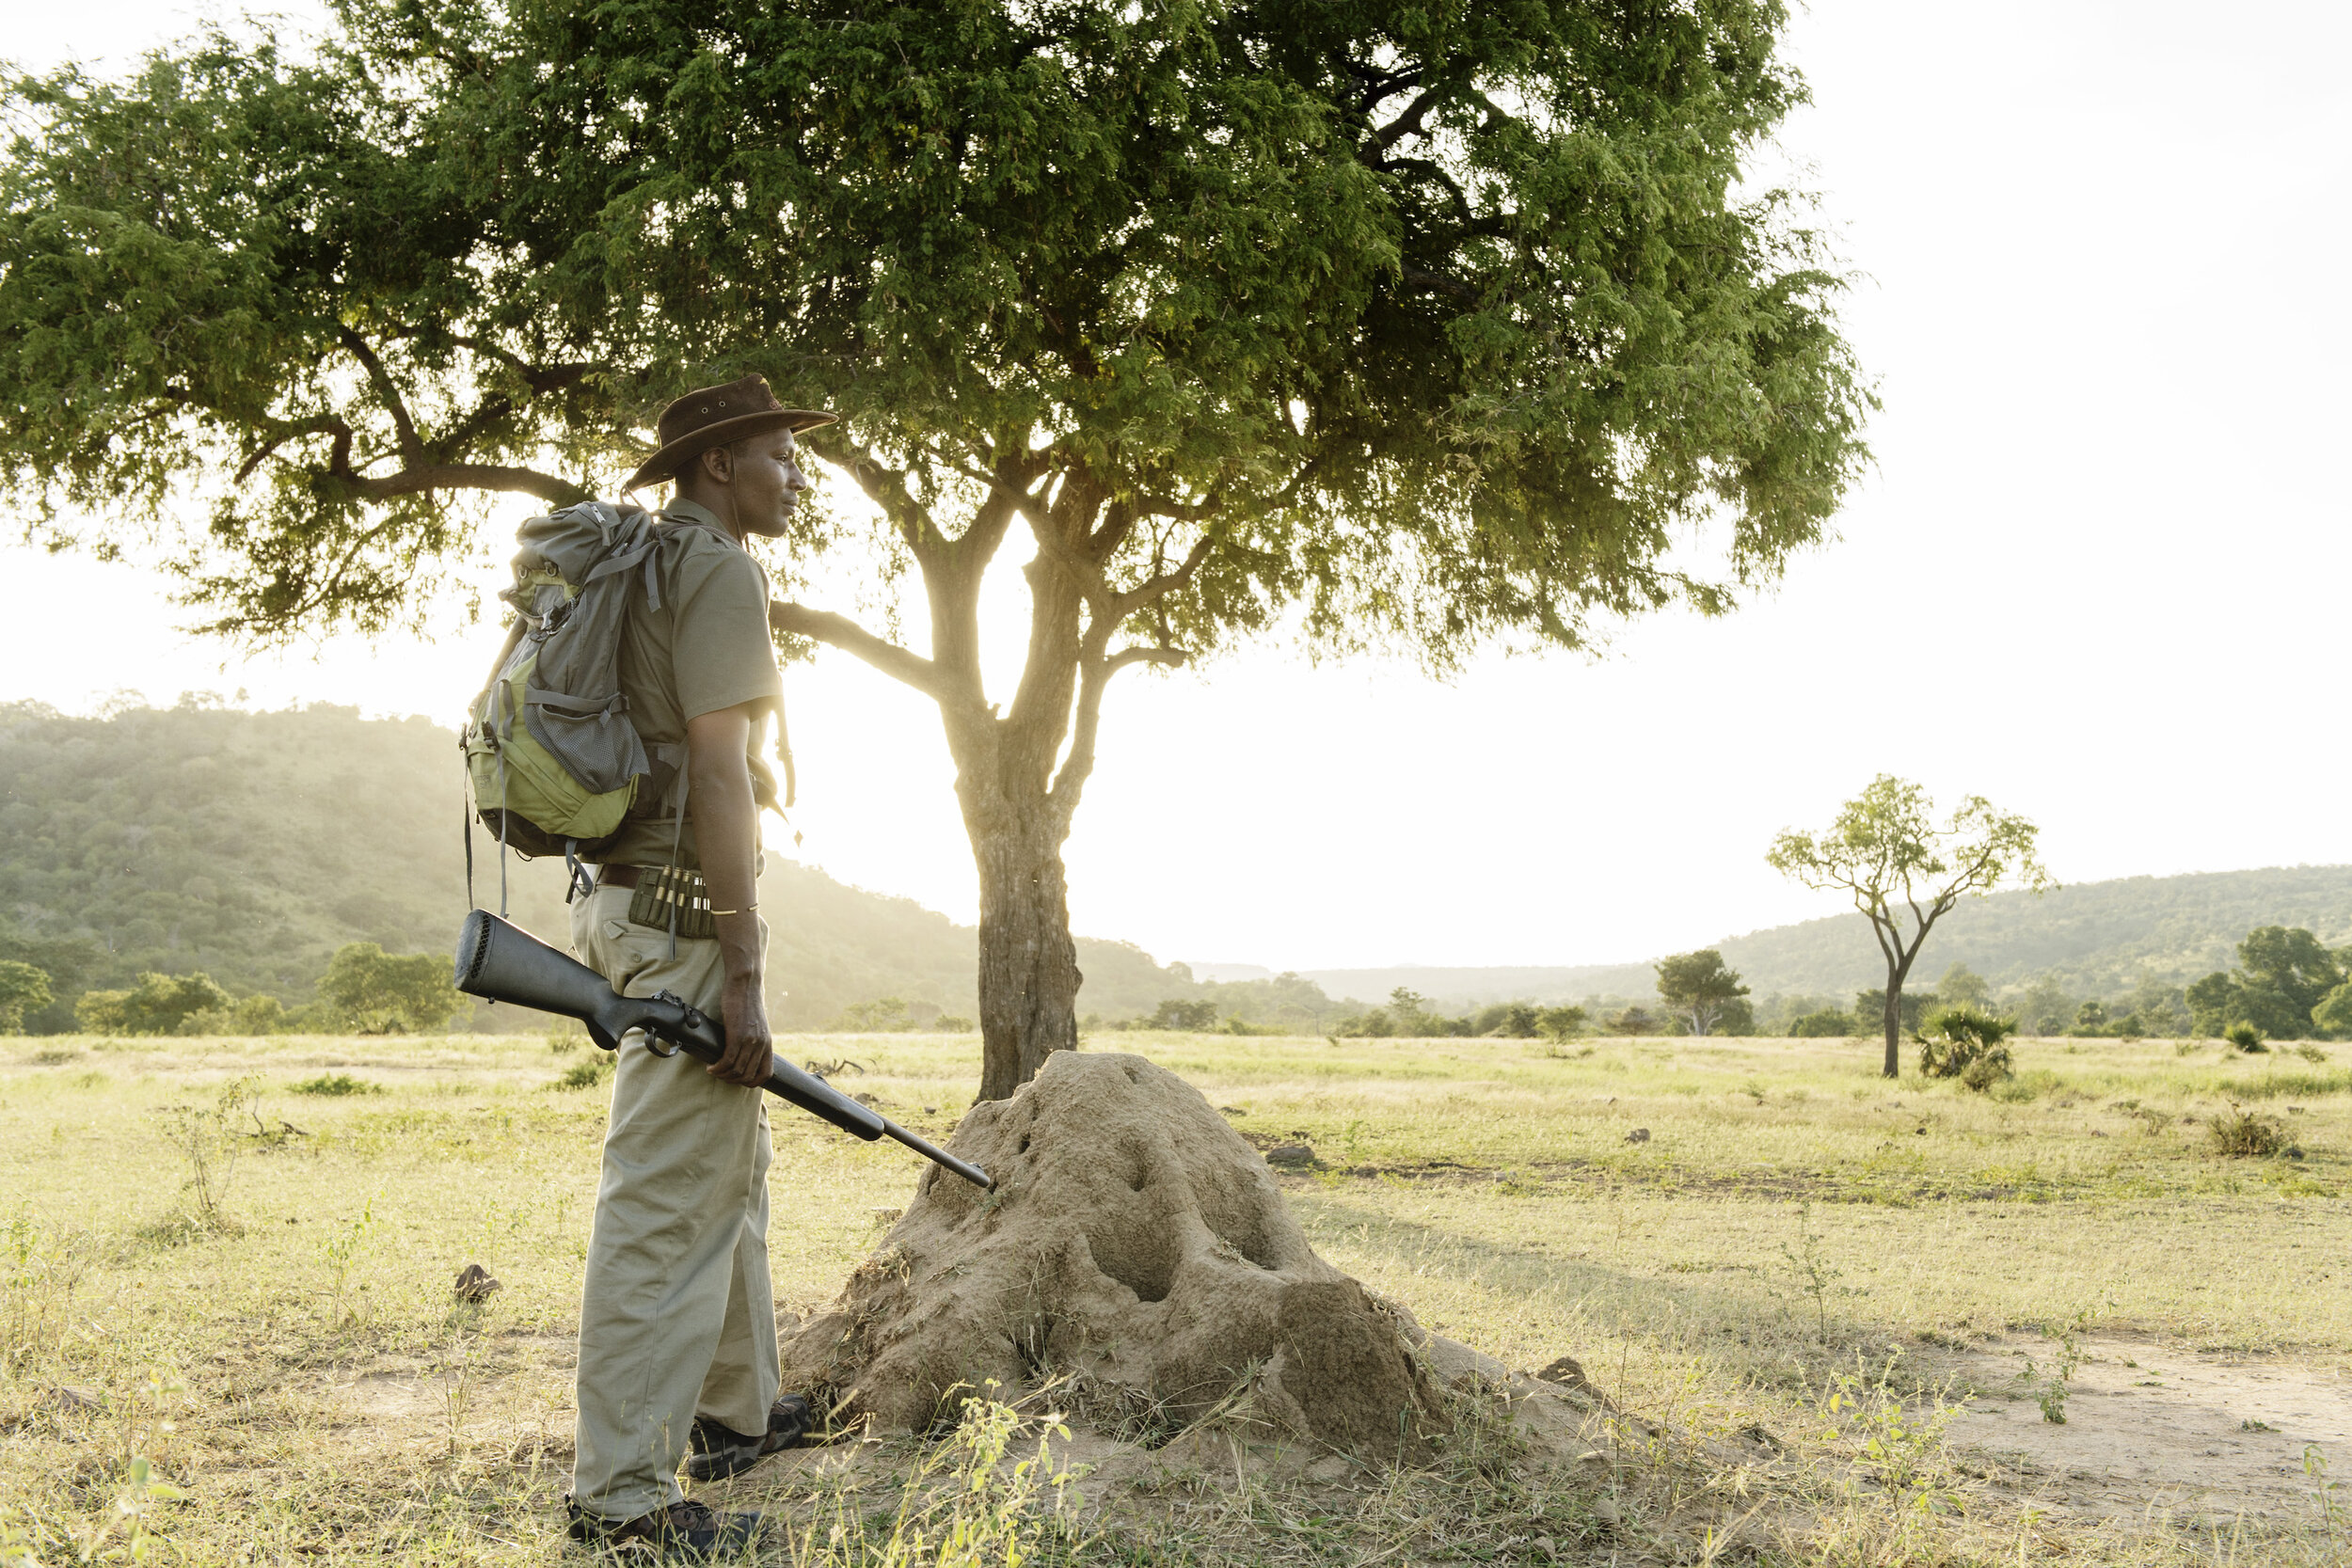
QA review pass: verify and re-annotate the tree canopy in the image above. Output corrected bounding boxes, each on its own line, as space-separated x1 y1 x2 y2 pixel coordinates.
5 0 1873 1092
3 0 1869 647
1653 947 1747 1036
2185 926 2349 1041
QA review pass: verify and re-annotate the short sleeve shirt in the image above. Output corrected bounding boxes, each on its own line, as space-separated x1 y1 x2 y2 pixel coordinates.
600 499 782 869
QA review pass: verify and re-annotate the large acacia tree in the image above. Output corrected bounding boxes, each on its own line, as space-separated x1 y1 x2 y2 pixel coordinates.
2 0 1871 1098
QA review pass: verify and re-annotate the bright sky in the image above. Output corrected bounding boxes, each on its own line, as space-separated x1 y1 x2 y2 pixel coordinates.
8 1 2348 973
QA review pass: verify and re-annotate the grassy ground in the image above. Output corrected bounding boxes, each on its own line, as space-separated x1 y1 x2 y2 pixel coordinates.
1 1026 2345 1565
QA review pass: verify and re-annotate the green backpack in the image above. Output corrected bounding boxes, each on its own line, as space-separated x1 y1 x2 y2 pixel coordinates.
461 501 684 897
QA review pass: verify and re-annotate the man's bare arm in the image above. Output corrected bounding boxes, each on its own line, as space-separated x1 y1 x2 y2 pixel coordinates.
686 703 770 1086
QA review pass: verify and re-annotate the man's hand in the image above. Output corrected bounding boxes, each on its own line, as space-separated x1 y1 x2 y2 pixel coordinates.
686 702 771 1088
712 968 772 1086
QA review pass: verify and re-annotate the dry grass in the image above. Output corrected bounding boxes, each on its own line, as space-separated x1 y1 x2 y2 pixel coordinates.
1 1026 2346 1565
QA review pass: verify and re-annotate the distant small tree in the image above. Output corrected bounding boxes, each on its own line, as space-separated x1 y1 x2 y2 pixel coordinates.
1654 949 1750 1037
1786 1009 1853 1038
1854 989 1937 1036
1935 963 1992 1011
2074 1000 2108 1034
75 971 232 1036
1608 1006 1660 1037
1477 1003 1541 1039
0 960 52 1034
2187 927 2346 1040
317 943 464 1035
1535 1006 1589 1045
1147 999 1219 1032
2312 983 2352 1040
1769 776 2051 1078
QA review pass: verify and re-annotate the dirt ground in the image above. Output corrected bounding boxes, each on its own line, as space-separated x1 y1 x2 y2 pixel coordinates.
1939 1334 2350 1531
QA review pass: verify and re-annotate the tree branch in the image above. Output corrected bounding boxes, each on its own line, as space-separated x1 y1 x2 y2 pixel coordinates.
354 465 588 504
1050 640 1189 818
769 599 973 713
335 327 424 466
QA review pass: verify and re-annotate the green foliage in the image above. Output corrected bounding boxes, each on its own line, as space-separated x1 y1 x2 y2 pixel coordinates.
1786 1009 1854 1038
155 1075 260 1230
1654 949 1750 1037
75 970 232 1036
0 960 52 1034
553 1055 615 1092
1608 1006 1661 1037
2315 983 2352 1040
2224 1022 2267 1053
1915 1006 2017 1090
0 1 1869 657
2206 1100 2289 1158
1146 999 1220 1032
1855 988 1939 1037
2187 927 2347 1041
316 942 463 1035
1534 1006 1589 1045
1769 775 2049 1075
1934 963 1991 1010
293 1073 381 1097
832 997 918 1032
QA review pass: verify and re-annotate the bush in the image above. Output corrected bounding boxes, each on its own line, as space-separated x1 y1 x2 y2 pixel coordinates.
75 971 232 1035
2224 1022 2267 1053
934 1014 977 1033
293 1072 382 1097
1534 1005 1587 1044
1146 998 1219 1032
553 1055 615 1091
2207 1100 2290 1158
1916 1006 2018 1089
1786 1009 1852 1037
318 943 464 1034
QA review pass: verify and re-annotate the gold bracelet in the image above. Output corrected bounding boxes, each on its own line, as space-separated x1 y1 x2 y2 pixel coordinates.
708 904 757 917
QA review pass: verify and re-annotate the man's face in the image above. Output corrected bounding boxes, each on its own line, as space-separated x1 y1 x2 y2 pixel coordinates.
704 427 809 537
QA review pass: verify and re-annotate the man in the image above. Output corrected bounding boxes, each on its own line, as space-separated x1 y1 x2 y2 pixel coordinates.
564 374 829 1554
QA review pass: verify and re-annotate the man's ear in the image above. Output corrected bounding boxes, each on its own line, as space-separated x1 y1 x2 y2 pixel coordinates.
697 444 735 486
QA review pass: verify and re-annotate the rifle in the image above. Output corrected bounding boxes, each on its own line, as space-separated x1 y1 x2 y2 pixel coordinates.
453 910 992 1189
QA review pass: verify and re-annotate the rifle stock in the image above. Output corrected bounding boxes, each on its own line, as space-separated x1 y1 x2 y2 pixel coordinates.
453 910 992 1189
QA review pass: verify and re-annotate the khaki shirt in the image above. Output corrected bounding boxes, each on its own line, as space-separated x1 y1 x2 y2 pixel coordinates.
601 499 782 870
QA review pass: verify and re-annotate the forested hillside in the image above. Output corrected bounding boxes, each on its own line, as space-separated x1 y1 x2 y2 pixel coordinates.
0 702 1257 1032
1305 868 2352 1013
8 703 2344 1036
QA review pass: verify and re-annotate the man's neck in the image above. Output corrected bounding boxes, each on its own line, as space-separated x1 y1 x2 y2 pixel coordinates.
664 494 743 544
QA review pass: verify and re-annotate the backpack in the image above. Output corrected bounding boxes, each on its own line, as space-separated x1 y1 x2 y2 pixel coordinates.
461 500 686 901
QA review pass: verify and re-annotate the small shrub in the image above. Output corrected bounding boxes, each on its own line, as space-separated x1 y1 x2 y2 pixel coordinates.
1787 1009 1853 1037
1959 1054 2011 1092
2293 1043 2328 1065
293 1072 381 1097
2207 1100 2289 1158
2174 1040 2201 1056
1990 1069 2061 1104
553 1055 615 1091
1917 1006 2017 1089
934 1014 977 1033
2225 1022 2267 1053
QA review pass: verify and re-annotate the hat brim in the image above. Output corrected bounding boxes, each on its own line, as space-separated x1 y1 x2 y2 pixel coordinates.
622 407 837 492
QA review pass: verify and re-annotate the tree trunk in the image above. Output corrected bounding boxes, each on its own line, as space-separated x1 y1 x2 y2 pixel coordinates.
1881 985 1901 1079
971 804 1082 1102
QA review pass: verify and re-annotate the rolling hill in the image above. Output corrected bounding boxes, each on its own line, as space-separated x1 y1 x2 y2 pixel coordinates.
4 702 2344 1034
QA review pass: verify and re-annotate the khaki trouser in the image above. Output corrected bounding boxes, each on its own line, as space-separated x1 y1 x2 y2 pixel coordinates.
568 884 778 1520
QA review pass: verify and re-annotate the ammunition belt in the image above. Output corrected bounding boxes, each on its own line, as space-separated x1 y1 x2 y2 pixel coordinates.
603 863 718 942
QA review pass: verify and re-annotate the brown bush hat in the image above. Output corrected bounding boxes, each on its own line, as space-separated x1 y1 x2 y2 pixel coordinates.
623 373 835 492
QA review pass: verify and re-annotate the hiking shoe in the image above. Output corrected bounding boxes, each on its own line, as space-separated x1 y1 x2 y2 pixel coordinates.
684 1393 815 1481
565 1496 764 1556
